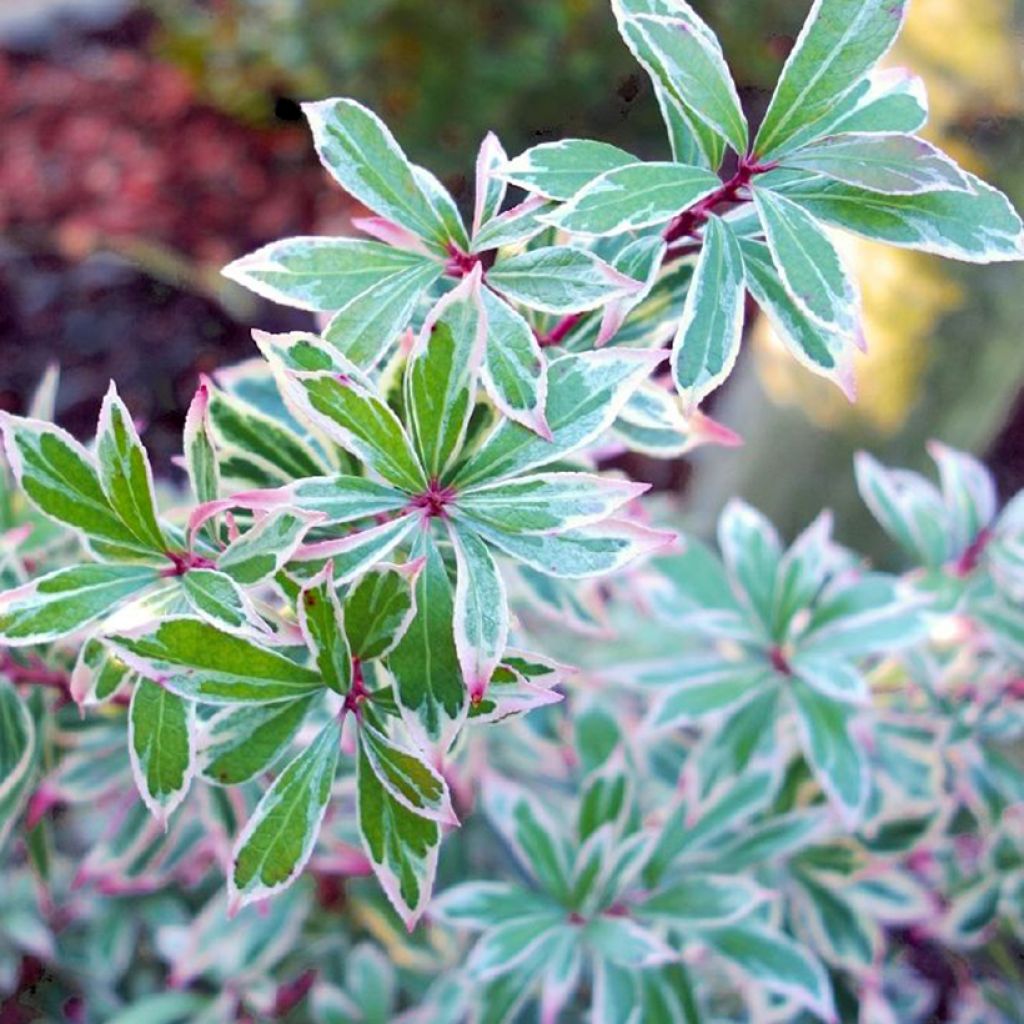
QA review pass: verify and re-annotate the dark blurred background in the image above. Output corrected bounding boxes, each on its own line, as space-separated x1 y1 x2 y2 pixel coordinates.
1 0 1022 554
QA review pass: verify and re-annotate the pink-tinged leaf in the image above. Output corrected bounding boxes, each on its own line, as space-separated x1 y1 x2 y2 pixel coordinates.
351 216 434 256
292 514 419 583
472 131 509 237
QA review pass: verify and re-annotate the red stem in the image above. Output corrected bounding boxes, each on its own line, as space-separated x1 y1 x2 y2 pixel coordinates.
1 652 69 692
538 155 776 346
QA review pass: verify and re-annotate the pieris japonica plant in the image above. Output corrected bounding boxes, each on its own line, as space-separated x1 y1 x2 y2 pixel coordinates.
1 0 1023 1020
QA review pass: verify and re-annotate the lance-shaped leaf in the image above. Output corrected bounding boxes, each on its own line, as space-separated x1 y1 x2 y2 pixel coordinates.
781 133 969 196
431 881 559 929
929 440 996 555
262 351 426 495
586 917 675 968
199 695 317 786
499 139 639 202
184 382 219 512
471 195 555 252
302 99 454 249
472 132 509 236
775 170 1024 263
670 215 746 406
291 514 419 584
629 14 747 155
359 722 456 825
413 162 470 251
356 736 440 929
70 636 133 707
638 874 767 929
405 269 487 479
1 414 158 560
703 922 835 1021
95 384 167 554
826 67 928 137
790 678 868 824
323 261 441 370
344 563 421 662
448 521 508 698
222 235 434 311
0 679 36 850
741 238 856 398
645 664 773 732
0 564 159 645
110 618 323 705
128 678 195 825
791 655 870 706
469 518 674 579
297 570 352 695
753 187 861 337
799 589 925 659
181 568 266 636
486 246 641 314
542 163 721 238
232 474 407 527
754 0 909 159
596 234 666 348
718 499 782 631
453 349 663 488
217 509 323 586
387 526 466 753
468 653 566 725
479 288 550 438
207 384 324 482
230 716 341 909
456 473 647 535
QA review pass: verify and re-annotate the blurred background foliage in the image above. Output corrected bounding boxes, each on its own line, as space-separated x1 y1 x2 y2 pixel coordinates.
0 0 1021 557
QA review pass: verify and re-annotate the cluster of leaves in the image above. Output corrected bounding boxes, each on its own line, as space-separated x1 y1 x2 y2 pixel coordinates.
1 0 1024 1019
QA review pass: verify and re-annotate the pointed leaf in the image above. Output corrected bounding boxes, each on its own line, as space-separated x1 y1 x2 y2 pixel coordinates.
181 568 266 635
230 717 341 908
499 139 638 202
129 678 195 824
472 132 509 235
217 509 322 585
232 474 407 527
344 564 420 662
639 874 766 928
297 570 351 696
70 636 133 707
0 679 36 850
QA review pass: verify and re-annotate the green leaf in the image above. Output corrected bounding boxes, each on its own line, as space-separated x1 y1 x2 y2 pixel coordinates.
259 336 426 493
356 737 440 929
612 380 735 458
111 618 323 705
791 655 869 706
929 441 996 555
718 499 782 630
200 697 315 786
298 570 352 696
471 195 555 252
795 873 879 969
468 517 673 579
358 722 456 824
128 678 195 824
740 238 856 397
230 716 341 908
487 246 641 314
541 163 721 238
0 564 159 645
448 522 508 698
826 67 928 136
222 235 434 311
180 568 264 635
629 14 748 154
670 215 746 406
70 636 133 707
479 288 550 438
645 665 772 731
585 917 674 968
456 472 647 534
386 526 466 753
782 133 968 195
472 131 509 235
405 270 487 479
753 187 861 337
790 678 868 824
639 874 766 928
302 98 455 249
754 0 909 159
344 564 420 661
207 384 324 482
233 474 408 527
431 881 558 929
1 413 159 560
0 679 36 850
323 261 441 370
499 139 639 202
452 349 662 487
703 922 834 1020
467 651 566 725
217 509 321 586
774 169 1024 263
291 514 419 585
183 382 219 516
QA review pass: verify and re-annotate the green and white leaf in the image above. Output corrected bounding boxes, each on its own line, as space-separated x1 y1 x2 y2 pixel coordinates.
230 716 341 909
499 139 639 202
70 636 133 707
0 679 36 850
344 563 420 662
0 564 159 645
234 474 407 527
297 570 352 695
291 514 419 584
670 215 746 407
181 568 267 636
129 678 196 824
542 163 720 238
217 509 322 585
